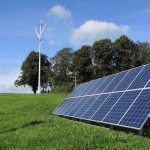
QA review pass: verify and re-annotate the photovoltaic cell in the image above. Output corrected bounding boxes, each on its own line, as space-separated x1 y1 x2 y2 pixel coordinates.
53 99 68 114
82 94 109 119
69 96 91 116
103 90 141 124
86 79 103 95
114 66 143 91
62 97 83 116
57 98 75 114
69 84 82 97
74 95 99 118
128 64 150 90
58 98 75 115
119 89 150 128
79 80 98 96
72 83 87 97
94 74 116 94
146 81 150 87
76 81 94 96
91 92 123 121
103 71 128 93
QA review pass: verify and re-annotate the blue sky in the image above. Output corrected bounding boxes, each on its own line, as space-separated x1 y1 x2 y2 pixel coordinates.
0 0 150 93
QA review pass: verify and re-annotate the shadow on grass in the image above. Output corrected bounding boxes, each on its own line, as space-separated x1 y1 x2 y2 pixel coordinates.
0 120 45 134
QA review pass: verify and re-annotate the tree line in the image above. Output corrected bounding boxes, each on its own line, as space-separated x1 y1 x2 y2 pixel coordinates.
15 35 150 93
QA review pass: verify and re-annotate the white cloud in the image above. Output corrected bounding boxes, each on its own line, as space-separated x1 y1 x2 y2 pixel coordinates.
70 20 130 47
47 5 72 20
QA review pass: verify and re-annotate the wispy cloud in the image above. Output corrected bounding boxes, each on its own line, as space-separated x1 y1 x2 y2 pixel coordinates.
46 5 73 47
47 5 72 21
46 6 130 49
70 20 129 47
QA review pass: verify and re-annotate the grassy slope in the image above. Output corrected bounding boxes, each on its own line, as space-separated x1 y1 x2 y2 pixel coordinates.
0 93 150 150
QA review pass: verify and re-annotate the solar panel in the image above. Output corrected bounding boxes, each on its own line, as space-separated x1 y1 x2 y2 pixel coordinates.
53 64 150 131
74 95 99 118
114 66 143 91
82 94 109 119
94 74 116 94
103 90 141 124
91 92 123 121
103 71 128 93
128 64 150 90
62 97 83 116
119 89 150 128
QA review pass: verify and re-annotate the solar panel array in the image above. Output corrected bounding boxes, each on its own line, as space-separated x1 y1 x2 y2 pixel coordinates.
53 64 150 130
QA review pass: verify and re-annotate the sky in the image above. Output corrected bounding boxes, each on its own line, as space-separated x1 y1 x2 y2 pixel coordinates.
0 0 150 93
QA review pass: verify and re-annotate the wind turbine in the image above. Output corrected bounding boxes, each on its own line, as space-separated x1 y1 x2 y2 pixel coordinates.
35 20 46 94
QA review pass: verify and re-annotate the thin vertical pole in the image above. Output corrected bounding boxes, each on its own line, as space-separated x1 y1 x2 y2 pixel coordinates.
38 41 41 94
35 20 46 94
75 72 77 88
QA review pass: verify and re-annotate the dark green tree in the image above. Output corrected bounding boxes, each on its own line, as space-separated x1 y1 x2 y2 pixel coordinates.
113 35 142 72
137 41 150 64
50 48 73 85
72 45 94 82
15 51 51 94
92 39 113 77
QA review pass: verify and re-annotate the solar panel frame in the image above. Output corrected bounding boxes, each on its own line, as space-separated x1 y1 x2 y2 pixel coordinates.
67 65 146 99
57 98 76 115
94 74 117 94
84 79 101 95
103 70 128 93
73 95 99 118
78 74 123 119
61 98 80 116
103 90 141 124
72 82 87 97
127 64 150 90
53 64 150 131
69 96 92 117
146 80 150 87
114 66 143 91
55 98 74 115
118 80 150 129
91 92 123 121
100 67 146 120
81 94 110 119
119 89 150 128
59 97 83 116
68 84 83 97
77 80 95 96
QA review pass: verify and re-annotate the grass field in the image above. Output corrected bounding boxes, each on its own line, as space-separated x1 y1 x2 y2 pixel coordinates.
0 93 150 149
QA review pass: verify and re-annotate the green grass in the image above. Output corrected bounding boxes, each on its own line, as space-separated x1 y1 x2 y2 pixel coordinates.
0 93 150 150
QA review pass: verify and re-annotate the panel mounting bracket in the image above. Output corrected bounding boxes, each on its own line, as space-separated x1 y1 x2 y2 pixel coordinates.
138 127 143 135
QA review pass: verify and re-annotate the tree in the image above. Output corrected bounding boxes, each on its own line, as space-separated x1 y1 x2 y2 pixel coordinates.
92 39 113 77
137 41 150 64
15 51 51 94
50 48 73 85
72 45 94 82
113 35 142 72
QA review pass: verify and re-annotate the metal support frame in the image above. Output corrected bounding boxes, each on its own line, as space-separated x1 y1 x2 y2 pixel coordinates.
110 125 114 130
138 127 143 135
